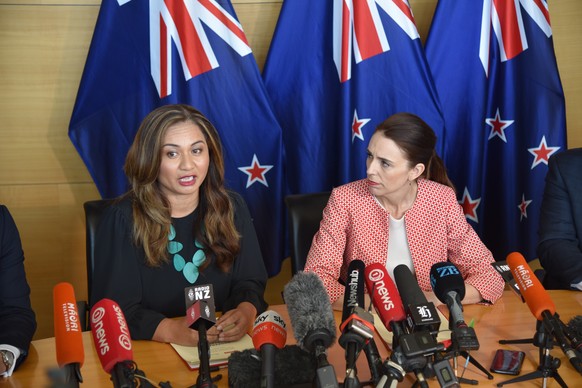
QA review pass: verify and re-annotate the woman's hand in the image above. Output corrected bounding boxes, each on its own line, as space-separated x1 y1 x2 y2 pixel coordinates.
152 317 203 346
210 302 257 342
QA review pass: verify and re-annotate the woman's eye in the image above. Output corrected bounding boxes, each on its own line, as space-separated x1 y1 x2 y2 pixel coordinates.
167 151 178 158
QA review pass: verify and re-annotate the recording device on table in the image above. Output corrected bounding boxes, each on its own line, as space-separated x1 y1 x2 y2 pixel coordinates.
49 282 84 388
90 298 165 388
184 284 222 388
283 271 339 388
496 252 582 387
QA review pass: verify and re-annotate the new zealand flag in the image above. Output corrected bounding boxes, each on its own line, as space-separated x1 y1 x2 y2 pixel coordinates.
425 0 567 261
68 0 286 275
263 0 445 195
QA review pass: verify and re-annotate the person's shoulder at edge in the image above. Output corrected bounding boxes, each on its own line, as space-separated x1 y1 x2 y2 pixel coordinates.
553 147 582 161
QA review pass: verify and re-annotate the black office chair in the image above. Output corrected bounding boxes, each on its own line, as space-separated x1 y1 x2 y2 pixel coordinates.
284 192 331 275
79 199 114 330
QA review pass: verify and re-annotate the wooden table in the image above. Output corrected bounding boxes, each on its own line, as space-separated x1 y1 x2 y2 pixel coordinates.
2 290 581 387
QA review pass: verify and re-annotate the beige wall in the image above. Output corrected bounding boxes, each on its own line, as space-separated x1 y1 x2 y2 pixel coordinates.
1 0 580 340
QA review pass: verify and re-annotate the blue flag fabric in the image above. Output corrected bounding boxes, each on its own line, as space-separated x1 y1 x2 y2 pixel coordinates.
425 0 567 261
68 0 286 275
263 0 446 195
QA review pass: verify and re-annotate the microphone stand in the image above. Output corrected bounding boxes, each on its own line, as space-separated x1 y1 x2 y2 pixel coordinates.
444 334 493 384
380 329 430 388
363 338 384 386
191 324 217 388
497 320 567 387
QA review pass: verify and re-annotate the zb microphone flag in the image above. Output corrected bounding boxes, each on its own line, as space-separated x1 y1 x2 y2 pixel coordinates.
263 0 446 195
68 0 287 275
425 0 567 261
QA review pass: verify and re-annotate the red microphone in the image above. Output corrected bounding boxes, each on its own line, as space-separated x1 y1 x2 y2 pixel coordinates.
90 298 135 387
364 264 437 387
364 263 406 333
507 252 582 375
252 310 287 388
53 282 84 386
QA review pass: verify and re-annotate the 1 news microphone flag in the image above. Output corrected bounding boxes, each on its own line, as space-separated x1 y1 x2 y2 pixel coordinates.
68 0 287 275
263 1 446 195
425 0 567 261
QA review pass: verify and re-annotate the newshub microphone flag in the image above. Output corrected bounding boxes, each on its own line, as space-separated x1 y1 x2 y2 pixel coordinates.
425 0 567 261
263 0 446 195
68 0 287 275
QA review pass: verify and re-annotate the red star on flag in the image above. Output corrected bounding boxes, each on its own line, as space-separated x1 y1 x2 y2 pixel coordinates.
459 187 481 223
518 193 533 221
238 154 273 188
485 108 514 143
352 110 371 143
527 135 560 169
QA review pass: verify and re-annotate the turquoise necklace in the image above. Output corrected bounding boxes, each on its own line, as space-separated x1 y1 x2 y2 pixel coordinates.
167 224 206 284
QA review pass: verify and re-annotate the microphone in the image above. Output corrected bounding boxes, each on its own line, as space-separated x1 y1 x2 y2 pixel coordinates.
365 263 449 388
394 265 441 335
394 265 446 388
338 260 374 388
364 263 407 338
185 284 217 388
507 252 582 375
228 345 316 387
430 262 479 351
53 282 84 387
251 310 287 388
283 271 339 388
90 299 135 388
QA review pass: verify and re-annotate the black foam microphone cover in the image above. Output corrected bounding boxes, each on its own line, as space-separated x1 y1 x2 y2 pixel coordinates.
228 345 316 388
393 265 426 306
429 262 466 304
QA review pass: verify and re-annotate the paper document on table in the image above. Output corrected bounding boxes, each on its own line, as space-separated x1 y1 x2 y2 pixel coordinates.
170 333 253 370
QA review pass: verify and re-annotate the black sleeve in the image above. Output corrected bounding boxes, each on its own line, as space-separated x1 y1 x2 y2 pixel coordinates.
222 193 268 315
537 151 582 289
90 200 165 340
0 205 37 363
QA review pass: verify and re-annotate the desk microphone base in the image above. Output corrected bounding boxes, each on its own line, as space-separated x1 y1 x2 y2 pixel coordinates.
497 321 567 388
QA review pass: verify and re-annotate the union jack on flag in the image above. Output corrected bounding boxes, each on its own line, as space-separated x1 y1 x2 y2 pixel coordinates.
426 0 566 262
264 0 445 195
68 0 287 275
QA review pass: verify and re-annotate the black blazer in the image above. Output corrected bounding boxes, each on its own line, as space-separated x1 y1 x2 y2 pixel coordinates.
0 205 37 367
538 148 582 290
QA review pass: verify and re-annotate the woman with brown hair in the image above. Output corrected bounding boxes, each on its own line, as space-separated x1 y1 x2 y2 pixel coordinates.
304 112 504 307
91 104 267 345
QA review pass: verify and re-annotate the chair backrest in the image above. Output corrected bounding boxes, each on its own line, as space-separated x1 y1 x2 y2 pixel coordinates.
83 199 114 305
284 192 331 275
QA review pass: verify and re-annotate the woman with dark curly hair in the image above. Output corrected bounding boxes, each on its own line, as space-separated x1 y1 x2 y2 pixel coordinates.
91 104 267 345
